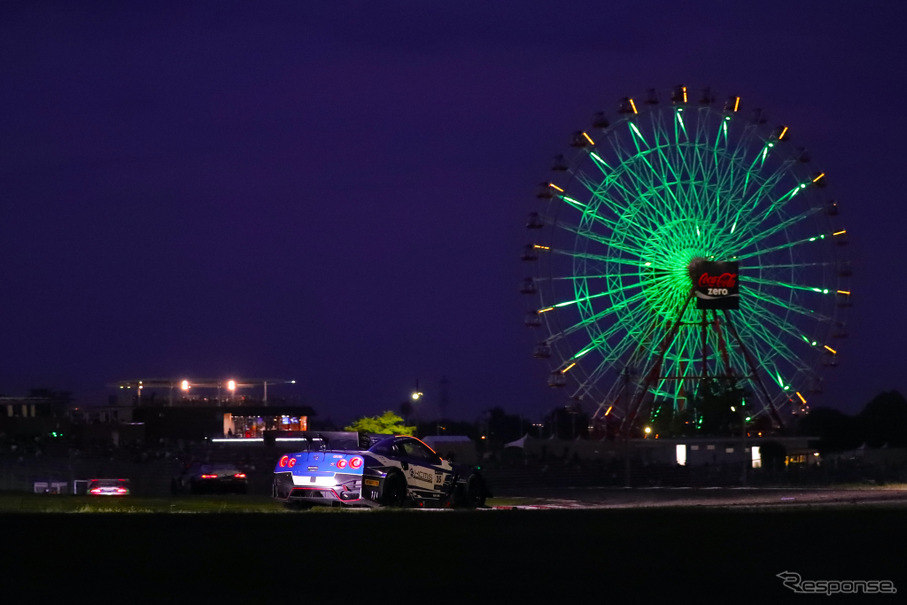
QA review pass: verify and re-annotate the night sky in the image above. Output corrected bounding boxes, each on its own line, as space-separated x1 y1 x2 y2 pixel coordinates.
2 1 904 425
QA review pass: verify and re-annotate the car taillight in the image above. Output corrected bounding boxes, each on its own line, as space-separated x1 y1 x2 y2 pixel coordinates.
200 474 218 479
279 456 289 467
288 458 296 468
349 457 363 469
233 473 246 479
336 458 348 469
90 488 101 494
116 488 127 494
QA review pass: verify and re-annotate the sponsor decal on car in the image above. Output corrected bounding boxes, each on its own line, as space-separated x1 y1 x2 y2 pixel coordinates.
409 468 433 483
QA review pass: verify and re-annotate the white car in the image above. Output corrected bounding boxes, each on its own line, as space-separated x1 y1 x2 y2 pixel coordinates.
272 432 488 509
87 478 130 496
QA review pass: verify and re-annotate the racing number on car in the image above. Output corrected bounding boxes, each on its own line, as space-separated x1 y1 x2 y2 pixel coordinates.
409 467 450 493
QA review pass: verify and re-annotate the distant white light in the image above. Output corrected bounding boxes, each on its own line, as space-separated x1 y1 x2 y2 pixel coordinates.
211 438 263 443
676 444 687 466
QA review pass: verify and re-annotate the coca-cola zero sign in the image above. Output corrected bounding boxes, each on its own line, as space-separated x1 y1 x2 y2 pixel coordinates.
694 261 739 309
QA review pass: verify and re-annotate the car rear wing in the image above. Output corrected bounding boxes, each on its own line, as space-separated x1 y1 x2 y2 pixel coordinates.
286 431 373 452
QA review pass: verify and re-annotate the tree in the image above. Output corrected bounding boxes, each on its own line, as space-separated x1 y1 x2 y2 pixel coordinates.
758 440 787 471
344 411 415 435
398 399 414 424
543 403 589 439
481 406 532 443
415 419 476 439
795 406 860 453
693 378 745 436
857 390 907 448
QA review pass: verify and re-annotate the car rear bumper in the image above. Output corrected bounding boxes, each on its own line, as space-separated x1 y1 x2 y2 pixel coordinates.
273 472 367 506
285 486 363 505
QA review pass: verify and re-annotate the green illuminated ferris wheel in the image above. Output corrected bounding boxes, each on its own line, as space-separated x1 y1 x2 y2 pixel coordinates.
522 86 851 431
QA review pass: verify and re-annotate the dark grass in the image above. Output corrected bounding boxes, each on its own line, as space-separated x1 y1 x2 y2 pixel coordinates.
3 504 905 603
0 492 286 513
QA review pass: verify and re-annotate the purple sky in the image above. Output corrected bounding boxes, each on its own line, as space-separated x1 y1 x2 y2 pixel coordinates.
1 1 904 425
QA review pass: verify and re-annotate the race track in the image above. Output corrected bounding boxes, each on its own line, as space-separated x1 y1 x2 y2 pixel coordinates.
490 485 907 510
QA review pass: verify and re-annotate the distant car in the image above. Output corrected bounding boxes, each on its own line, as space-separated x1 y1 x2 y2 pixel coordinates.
88 478 130 496
172 463 248 494
272 432 489 509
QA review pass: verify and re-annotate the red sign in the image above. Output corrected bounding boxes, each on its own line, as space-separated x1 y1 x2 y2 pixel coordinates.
697 272 737 289
694 262 739 310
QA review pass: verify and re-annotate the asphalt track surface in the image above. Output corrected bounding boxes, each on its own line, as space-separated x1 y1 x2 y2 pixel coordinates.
491 485 907 509
5 488 905 603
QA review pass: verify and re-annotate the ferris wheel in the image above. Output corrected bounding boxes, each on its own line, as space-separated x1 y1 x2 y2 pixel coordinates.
522 86 851 432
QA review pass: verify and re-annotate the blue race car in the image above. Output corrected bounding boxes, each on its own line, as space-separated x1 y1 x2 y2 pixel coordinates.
272 432 488 509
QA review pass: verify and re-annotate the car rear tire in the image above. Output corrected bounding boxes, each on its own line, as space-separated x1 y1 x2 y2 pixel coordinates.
461 473 487 508
272 478 289 500
381 471 408 507
466 475 488 508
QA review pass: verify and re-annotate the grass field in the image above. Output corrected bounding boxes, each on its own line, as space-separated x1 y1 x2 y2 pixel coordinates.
0 493 547 513
2 493 905 603
0 492 287 514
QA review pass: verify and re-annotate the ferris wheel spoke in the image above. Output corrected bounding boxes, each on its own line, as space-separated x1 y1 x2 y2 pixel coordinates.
692 119 718 194
626 162 683 224
745 275 832 296
552 320 658 398
744 286 830 322
553 219 639 252
557 181 655 245
595 166 682 235
741 310 814 367
538 276 646 315
549 241 638 263
741 307 831 373
542 291 644 342
604 141 687 222
716 317 795 384
571 335 641 394
744 261 834 271
738 163 801 219
607 167 675 229
734 230 829 262
550 271 638 281
583 156 647 215
648 119 686 188
737 329 808 393
741 292 827 341
736 193 819 245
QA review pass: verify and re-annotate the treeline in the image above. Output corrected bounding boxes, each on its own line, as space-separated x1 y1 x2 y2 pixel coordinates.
797 390 907 452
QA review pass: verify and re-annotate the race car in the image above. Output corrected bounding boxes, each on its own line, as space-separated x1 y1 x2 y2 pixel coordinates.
171 462 249 494
272 432 489 509
87 478 131 496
